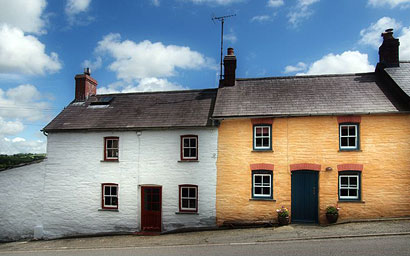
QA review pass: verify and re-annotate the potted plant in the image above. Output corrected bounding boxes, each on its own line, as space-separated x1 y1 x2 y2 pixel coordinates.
276 206 289 226
326 206 340 224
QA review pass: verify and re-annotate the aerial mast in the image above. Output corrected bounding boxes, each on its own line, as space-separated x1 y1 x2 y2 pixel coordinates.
212 14 236 81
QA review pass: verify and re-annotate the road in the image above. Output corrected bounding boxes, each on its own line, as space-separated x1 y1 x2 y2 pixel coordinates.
1 235 409 256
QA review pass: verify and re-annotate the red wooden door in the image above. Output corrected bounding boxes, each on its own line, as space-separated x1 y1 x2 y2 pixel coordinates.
141 186 162 232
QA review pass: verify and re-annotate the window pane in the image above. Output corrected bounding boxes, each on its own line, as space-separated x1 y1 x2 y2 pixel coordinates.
182 199 188 208
263 175 270 184
182 188 188 197
350 189 357 197
190 148 197 157
263 138 269 147
152 203 159 211
107 149 113 157
190 138 196 147
256 127 262 136
111 186 117 195
183 138 189 147
254 187 262 195
105 196 112 205
341 137 348 147
340 177 348 186
112 197 118 206
255 175 262 184
255 138 262 147
340 189 348 197
341 126 348 136
184 149 190 157
262 187 270 195
152 193 160 203
112 140 118 148
349 126 356 136
262 127 269 136
189 199 196 209
189 188 196 198
105 186 110 195
349 137 356 147
350 177 358 186
107 140 112 148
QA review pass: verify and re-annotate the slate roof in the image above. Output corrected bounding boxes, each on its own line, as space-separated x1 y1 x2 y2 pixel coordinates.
213 72 409 118
43 89 217 132
385 62 410 98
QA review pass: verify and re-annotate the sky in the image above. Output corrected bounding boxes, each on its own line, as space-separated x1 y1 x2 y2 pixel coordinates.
0 0 410 154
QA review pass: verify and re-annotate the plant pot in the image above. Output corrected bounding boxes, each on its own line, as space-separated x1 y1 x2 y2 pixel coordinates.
326 213 338 224
278 216 289 226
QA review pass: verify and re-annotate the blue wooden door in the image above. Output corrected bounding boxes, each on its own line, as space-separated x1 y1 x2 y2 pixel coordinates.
291 171 318 223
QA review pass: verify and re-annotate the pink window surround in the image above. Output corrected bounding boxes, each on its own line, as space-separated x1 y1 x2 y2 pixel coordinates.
290 163 321 172
337 164 363 172
250 163 274 171
251 118 273 125
337 116 361 123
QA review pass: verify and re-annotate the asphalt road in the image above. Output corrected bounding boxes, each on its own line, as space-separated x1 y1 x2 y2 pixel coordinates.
1 234 409 256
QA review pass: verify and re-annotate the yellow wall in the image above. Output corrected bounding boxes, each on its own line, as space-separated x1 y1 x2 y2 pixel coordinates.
216 115 410 224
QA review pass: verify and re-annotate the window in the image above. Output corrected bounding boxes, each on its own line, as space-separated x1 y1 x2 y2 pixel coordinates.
339 124 359 150
181 135 198 160
104 137 119 161
253 125 271 150
102 183 118 209
339 171 361 200
179 185 198 212
252 170 273 199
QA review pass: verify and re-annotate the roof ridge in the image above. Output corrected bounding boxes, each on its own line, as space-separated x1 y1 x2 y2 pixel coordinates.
236 72 375 81
96 88 217 97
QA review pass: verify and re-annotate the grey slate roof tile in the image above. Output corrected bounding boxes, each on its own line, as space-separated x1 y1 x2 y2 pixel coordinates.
385 62 410 97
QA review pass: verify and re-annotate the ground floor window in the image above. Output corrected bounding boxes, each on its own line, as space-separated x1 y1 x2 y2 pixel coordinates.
252 170 273 199
179 185 198 212
102 183 118 209
339 171 361 201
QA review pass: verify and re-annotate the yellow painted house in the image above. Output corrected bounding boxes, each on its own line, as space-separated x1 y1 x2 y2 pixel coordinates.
213 30 410 225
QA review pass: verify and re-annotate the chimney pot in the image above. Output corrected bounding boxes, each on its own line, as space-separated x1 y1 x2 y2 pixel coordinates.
227 47 234 56
84 67 91 75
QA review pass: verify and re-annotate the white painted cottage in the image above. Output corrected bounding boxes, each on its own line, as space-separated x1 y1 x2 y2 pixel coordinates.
0 70 218 241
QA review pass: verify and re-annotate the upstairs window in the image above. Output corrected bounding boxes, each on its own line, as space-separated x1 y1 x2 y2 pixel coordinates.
339 124 359 150
179 185 198 212
104 137 119 161
102 183 118 209
181 135 198 160
252 170 273 199
253 125 271 150
339 171 361 201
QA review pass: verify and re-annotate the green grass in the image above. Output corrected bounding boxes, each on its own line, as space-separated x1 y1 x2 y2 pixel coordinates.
0 153 46 169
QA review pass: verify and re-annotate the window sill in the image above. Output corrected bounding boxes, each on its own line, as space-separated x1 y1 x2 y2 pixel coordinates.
178 160 199 162
338 149 362 152
175 212 198 215
251 150 273 152
98 208 119 212
100 160 119 162
338 200 365 203
249 198 276 202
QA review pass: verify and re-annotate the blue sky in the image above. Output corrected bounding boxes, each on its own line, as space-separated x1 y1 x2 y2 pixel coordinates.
1 0 410 154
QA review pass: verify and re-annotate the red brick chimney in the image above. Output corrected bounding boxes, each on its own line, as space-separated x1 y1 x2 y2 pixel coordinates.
75 68 97 101
378 28 400 68
220 47 237 88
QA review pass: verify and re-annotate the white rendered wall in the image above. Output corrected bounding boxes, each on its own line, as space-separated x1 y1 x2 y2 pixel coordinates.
0 128 218 240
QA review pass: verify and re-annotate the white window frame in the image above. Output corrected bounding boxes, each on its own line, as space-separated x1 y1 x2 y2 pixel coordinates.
253 173 272 198
339 174 359 200
339 124 358 149
182 136 198 160
180 186 198 212
254 125 271 150
105 137 119 160
102 184 118 209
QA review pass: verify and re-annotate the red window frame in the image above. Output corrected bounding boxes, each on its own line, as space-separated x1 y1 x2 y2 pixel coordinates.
104 137 119 161
180 135 198 161
178 185 198 213
101 183 119 209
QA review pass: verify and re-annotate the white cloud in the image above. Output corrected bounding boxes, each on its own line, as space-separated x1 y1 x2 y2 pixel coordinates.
368 0 410 8
0 136 46 154
283 62 307 73
98 78 188 94
82 57 102 71
0 0 47 35
250 15 272 23
224 29 237 43
359 17 402 49
0 84 51 122
96 33 215 82
152 0 160 6
65 0 92 15
0 117 24 136
0 24 61 75
296 51 374 75
288 0 320 27
399 26 410 60
185 0 243 5
267 0 284 7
